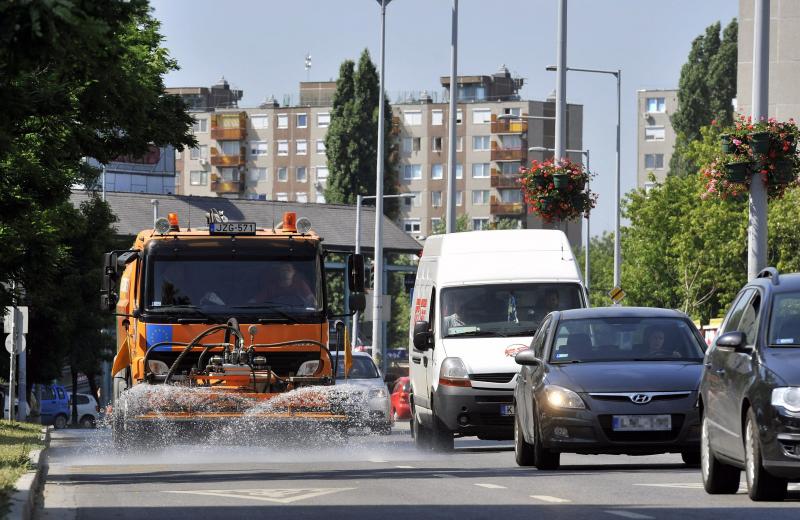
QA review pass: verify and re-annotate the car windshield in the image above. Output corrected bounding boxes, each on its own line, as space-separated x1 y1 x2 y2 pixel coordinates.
769 292 800 347
440 283 583 338
550 317 705 363
146 257 322 314
334 356 380 379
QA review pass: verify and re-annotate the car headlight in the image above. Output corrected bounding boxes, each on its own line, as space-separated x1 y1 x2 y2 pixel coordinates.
772 387 800 413
368 387 389 399
544 385 585 409
439 357 471 387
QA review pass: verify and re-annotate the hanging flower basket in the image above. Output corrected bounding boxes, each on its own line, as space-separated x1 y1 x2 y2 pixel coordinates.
723 161 753 183
720 134 734 154
770 159 797 185
750 131 770 154
519 158 597 223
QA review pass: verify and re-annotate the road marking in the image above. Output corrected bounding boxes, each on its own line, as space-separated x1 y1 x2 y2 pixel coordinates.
635 483 704 490
163 488 355 504
395 465 415 469
605 511 654 520
368 458 387 463
475 483 506 489
530 495 570 503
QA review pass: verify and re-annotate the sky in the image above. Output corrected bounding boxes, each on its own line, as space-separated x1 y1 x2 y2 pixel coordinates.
150 0 738 237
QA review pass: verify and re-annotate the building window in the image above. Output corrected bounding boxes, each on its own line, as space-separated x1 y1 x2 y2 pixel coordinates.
431 191 442 207
472 163 490 178
645 126 666 141
276 192 288 202
403 164 423 180
432 136 443 152
250 167 267 182
456 191 463 206
220 141 239 156
503 107 521 117
457 136 463 152
403 137 421 153
251 115 269 130
250 141 268 156
472 190 490 205
296 192 308 203
403 110 422 126
646 97 666 113
432 109 443 126
472 218 489 230
456 164 463 179
296 166 308 182
316 140 326 154
431 163 443 180
499 134 522 149
317 112 330 128
189 170 207 186
277 167 288 182
499 189 522 203
403 219 421 233
316 166 329 180
501 161 521 175
456 109 463 125
473 135 490 151
431 217 442 230
192 118 208 133
644 182 656 193
277 114 289 129
277 140 289 155
316 186 326 203
296 140 308 155
404 191 421 207
472 108 491 124
220 167 238 182
644 153 665 169
190 145 208 160
296 113 308 128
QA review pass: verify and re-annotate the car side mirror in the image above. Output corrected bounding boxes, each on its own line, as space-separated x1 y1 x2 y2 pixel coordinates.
413 321 433 351
717 331 752 353
515 349 542 366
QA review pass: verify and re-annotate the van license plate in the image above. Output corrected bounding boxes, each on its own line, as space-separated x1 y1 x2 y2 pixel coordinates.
612 414 671 431
500 404 515 416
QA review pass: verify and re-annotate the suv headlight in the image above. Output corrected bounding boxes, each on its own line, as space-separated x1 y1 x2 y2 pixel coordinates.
368 387 389 399
772 387 800 413
438 357 471 387
544 385 585 409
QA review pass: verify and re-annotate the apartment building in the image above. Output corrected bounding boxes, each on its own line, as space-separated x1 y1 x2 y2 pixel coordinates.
636 89 678 189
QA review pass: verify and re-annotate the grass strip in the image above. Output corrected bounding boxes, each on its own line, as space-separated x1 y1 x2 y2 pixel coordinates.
0 420 44 515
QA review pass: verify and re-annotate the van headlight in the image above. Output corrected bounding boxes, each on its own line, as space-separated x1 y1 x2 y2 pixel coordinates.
438 357 471 387
544 385 585 409
368 387 388 399
772 387 800 413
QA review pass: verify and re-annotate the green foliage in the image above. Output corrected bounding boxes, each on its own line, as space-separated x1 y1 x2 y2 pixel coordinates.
430 214 470 234
324 49 399 218
670 19 737 176
487 218 522 230
575 232 615 306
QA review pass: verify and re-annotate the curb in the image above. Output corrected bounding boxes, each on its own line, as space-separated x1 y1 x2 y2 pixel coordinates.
8 426 52 520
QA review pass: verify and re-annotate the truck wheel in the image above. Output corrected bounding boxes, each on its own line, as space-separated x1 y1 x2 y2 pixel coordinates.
54 414 68 430
744 408 787 501
701 414 740 494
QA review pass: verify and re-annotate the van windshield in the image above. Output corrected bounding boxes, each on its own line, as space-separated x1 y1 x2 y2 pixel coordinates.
440 283 583 338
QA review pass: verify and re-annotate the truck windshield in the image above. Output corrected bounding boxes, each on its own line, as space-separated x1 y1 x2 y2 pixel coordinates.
440 283 583 338
146 258 322 314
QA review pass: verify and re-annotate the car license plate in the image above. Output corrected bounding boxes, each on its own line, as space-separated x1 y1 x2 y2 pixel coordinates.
209 222 256 235
612 414 671 431
500 404 515 416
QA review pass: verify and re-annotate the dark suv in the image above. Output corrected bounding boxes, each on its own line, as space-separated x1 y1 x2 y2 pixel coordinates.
700 267 800 501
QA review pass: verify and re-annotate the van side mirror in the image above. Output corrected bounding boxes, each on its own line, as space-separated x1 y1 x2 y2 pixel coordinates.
717 331 752 353
100 252 119 311
347 254 366 313
515 349 541 366
413 321 433 351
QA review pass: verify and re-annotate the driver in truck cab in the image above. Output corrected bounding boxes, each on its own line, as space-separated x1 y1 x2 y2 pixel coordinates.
250 261 317 308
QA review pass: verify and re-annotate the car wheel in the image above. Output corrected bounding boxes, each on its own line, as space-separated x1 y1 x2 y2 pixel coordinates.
412 408 432 450
54 414 68 430
532 407 560 470
681 450 701 466
391 408 398 423
701 414 740 494
514 412 536 466
79 416 96 429
744 408 788 501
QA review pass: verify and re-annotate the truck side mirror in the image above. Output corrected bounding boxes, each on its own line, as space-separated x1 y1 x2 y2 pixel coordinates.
100 252 119 311
413 320 433 351
347 254 367 313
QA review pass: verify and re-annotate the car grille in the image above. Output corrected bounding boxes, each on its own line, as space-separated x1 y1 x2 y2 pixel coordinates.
588 392 691 403
469 373 515 383
598 414 685 442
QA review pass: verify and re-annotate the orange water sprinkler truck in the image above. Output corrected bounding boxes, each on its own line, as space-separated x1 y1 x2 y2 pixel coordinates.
100 209 366 445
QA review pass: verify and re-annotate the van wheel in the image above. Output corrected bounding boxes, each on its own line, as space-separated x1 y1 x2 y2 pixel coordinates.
411 408 432 450
514 413 536 466
744 408 787 501
54 414 68 429
701 414 740 494
431 415 454 452
79 416 96 429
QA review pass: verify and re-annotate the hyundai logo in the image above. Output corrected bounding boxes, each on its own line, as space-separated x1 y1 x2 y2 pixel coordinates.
630 393 652 404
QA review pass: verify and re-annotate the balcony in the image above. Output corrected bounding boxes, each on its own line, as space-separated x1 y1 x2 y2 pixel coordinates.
210 146 246 166
491 115 528 134
490 196 524 215
210 172 243 194
490 142 526 162
211 112 247 140
490 169 522 189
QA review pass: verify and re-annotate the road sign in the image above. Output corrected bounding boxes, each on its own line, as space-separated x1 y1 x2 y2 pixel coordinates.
363 293 391 322
608 286 626 304
5 334 25 354
3 306 28 334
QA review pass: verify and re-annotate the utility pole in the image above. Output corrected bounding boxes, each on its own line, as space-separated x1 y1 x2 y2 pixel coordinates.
554 0 567 160
749 0 769 280
445 0 459 233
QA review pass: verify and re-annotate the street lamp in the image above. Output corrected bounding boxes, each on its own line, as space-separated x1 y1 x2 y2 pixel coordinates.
546 65 621 290
356 192 415 369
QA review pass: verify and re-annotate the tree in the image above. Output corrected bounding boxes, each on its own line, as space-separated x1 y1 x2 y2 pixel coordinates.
430 215 470 234
324 49 399 218
575 232 615 306
670 19 738 176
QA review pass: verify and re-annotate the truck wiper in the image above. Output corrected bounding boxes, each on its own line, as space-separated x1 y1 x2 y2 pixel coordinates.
229 303 301 324
445 330 507 338
152 305 218 323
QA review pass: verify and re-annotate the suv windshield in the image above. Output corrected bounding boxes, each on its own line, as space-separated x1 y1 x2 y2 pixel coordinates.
769 292 800 346
440 283 583 338
550 317 705 363
146 258 322 314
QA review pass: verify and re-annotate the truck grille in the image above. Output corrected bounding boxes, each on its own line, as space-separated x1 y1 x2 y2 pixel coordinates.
469 373 515 384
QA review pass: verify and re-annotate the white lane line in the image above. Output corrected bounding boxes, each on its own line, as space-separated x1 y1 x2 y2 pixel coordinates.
395 465 415 469
605 511 654 520
368 458 387 463
530 495 571 503
475 483 506 489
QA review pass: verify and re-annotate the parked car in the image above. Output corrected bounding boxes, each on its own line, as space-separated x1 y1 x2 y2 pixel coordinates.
700 268 800 501
513 307 706 469
410 229 588 451
68 392 100 428
390 376 411 422
333 352 391 434
37 384 70 428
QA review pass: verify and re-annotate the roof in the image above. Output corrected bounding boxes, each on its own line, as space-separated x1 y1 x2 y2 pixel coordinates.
70 190 422 254
558 307 689 320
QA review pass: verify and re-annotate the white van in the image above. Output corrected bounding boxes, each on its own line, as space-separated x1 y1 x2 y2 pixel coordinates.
408 229 587 450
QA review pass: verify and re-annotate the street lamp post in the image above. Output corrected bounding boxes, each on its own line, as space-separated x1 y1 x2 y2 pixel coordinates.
446 0 459 233
546 65 621 289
